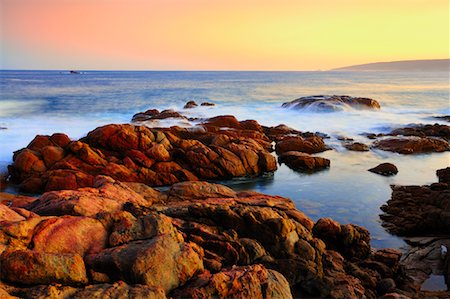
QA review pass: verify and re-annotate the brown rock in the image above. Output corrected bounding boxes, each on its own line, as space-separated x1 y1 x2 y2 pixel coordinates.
390 123 450 140
0 250 88 285
27 176 151 216
278 151 330 171
0 205 26 222
345 142 370 151
173 264 293 299
275 136 329 154
184 101 198 109
167 181 237 201
368 163 398 176
86 234 203 293
40 146 65 167
31 216 108 256
373 136 449 154
147 143 170 162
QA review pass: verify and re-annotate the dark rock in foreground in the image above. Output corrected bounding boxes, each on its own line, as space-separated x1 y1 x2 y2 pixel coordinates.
368 163 398 176
0 177 419 298
344 142 370 152
282 95 381 112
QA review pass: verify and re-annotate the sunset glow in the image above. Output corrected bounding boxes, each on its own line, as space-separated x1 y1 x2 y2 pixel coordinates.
1 0 449 70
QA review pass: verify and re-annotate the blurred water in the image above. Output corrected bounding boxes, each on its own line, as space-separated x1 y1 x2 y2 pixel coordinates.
1 70 449 248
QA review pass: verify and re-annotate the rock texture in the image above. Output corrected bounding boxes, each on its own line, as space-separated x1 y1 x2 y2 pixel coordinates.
344 142 370 152
380 167 450 295
0 178 420 298
390 124 450 141
373 136 449 154
275 136 330 155
8 119 278 193
278 151 330 172
380 167 450 236
282 95 381 112
368 163 398 176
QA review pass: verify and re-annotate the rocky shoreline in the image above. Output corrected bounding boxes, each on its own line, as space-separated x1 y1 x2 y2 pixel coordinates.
1 101 449 298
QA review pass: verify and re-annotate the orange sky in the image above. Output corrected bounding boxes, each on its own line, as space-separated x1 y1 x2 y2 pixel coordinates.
1 0 448 70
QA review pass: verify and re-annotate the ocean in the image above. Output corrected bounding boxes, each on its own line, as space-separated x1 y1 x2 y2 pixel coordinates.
1 70 449 249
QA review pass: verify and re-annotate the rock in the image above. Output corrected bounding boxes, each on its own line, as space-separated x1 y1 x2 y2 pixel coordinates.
203 115 242 129
278 151 330 171
0 192 36 208
10 121 277 192
263 124 303 141
27 176 152 216
433 115 450 122
201 102 215 106
275 136 330 155
345 142 369 151
380 167 450 236
70 282 166 299
377 278 396 295
368 163 398 176
31 216 108 256
184 101 198 109
172 264 293 299
86 233 204 293
167 181 237 201
132 109 186 122
0 249 88 285
373 136 449 154
0 204 26 222
282 95 381 112
390 123 450 140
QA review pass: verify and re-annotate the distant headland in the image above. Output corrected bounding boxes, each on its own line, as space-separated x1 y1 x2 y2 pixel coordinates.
331 59 450 71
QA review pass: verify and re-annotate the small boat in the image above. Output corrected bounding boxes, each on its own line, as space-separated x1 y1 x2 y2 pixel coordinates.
69 70 81 74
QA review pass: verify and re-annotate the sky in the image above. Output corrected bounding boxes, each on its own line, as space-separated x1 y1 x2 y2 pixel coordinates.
1 0 449 70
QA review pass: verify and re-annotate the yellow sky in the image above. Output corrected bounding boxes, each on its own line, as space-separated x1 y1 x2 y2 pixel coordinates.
1 0 449 70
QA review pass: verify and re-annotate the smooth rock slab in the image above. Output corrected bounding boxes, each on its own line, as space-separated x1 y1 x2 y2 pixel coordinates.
0 250 88 285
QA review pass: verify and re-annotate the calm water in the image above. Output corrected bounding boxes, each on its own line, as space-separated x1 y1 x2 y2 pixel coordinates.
1 70 449 249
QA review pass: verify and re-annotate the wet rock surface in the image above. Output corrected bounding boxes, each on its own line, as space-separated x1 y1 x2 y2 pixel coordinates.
0 178 421 298
282 95 381 112
368 163 398 176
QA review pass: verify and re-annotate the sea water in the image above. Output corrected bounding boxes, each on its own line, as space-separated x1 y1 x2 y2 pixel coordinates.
1 70 449 248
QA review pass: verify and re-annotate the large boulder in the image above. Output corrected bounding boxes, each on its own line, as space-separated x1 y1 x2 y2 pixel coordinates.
368 163 398 176
86 233 204 293
282 95 381 112
167 181 237 201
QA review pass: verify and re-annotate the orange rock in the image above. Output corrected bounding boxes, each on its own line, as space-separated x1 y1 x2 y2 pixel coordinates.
31 216 107 256
40 146 65 167
147 143 170 162
276 136 329 154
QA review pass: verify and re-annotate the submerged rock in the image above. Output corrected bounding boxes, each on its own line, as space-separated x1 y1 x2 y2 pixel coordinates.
368 163 398 176
282 95 381 112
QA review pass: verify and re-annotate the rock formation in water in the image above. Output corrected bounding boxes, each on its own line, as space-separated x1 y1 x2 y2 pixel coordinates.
8 113 335 193
282 95 381 112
